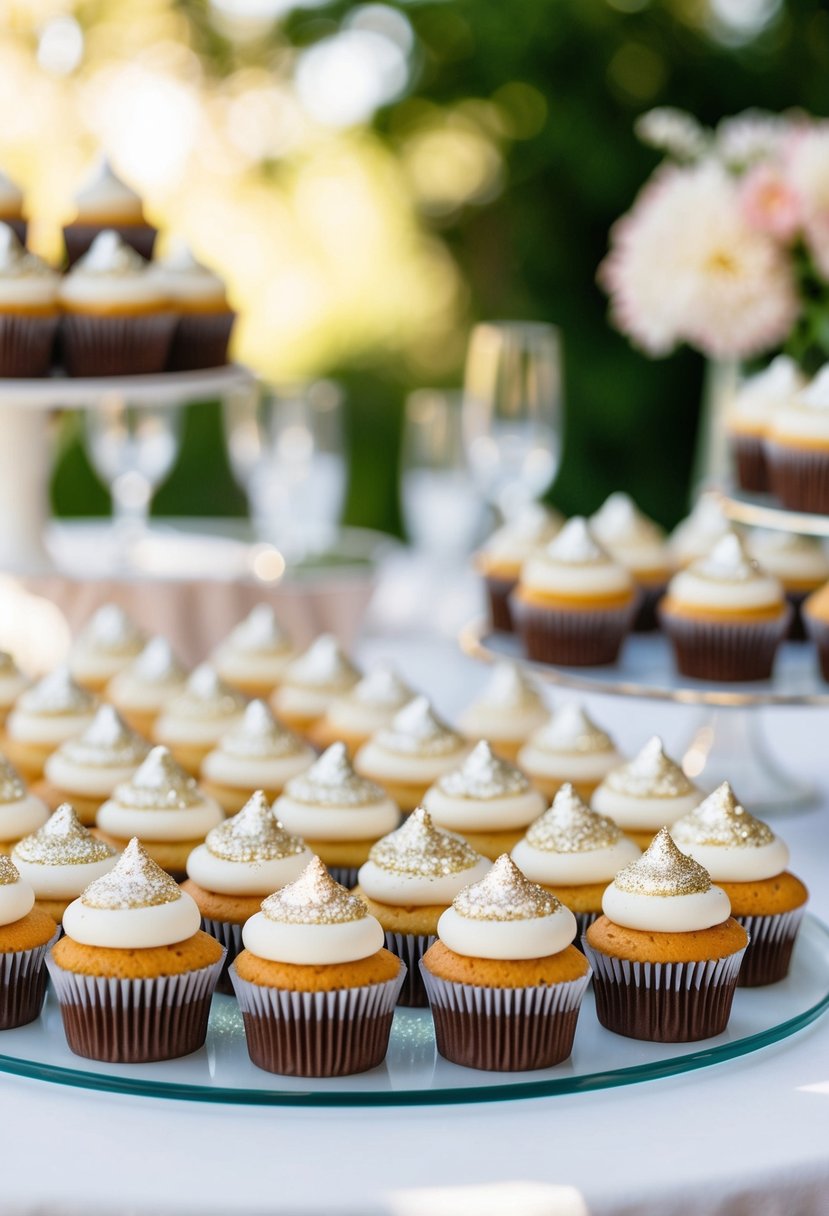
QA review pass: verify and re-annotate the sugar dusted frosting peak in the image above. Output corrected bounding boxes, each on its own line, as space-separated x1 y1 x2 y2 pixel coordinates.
114 745 201 810
604 736 695 798
438 741 529 799
800 366 829 410
692 530 762 582
18 666 96 715
0 854 19 884
376 695 462 756
476 662 542 712
76 603 144 655
533 703 614 755
591 492 664 546
287 742 385 806
453 854 560 921
60 704 149 767
350 664 413 709
206 790 306 862
170 664 245 718
525 782 622 853
14 803 115 866
369 807 481 877
261 856 366 924
81 838 180 909
74 230 146 276
220 699 304 759
613 827 711 897
739 355 804 404
129 636 186 684
0 754 25 804
285 634 358 688
227 604 291 654
544 516 609 565
0 225 52 277
671 781 774 849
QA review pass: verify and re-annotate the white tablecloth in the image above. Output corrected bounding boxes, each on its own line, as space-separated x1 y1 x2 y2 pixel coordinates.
4 635 829 1216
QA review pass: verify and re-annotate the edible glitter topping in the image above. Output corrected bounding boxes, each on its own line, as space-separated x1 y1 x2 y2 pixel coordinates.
349 664 413 709
693 531 763 583
59 705 150 768
284 634 359 690
206 791 306 862
0 754 25 803
604 737 695 799
369 808 481 877
532 703 614 755
453 854 560 921
475 662 543 712
671 781 775 849
286 742 386 806
113 746 202 810
543 517 611 565
127 637 187 686
81 838 181 909
261 856 367 924
167 664 246 720
590 492 665 547
219 700 305 760
17 666 96 716
613 828 711 897
0 855 19 884
438 741 530 799
375 696 463 757
226 605 291 655
14 803 116 866
525 783 622 853
74 603 145 656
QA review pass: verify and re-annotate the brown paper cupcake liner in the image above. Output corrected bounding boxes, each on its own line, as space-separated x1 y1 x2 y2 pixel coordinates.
484 575 519 634
659 605 791 682
230 962 405 1077
61 311 177 377
201 916 243 996
632 584 666 633
420 965 591 1071
730 434 770 494
0 313 58 378
583 941 746 1042
766 444 829 515
4 218 27 245
735 907 805 987
167 311 235 372
0 929 59 1030
803 612 829 681
63 222 157 267
785 592 810 642
384 930 436 1007
511 594 638 667
46 952 225 1062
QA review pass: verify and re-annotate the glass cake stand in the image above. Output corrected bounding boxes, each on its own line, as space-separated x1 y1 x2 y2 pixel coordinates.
720 487 829 538
0 915 827 1107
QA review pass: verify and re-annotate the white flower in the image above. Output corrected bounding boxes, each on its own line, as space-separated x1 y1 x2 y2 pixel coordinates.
786 124 829 276
635 108 708 161
715 110 792 169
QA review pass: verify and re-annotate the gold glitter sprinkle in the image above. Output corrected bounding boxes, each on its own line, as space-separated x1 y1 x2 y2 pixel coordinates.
0 754 25 804
369 807 481 877
671 781 775 849
475 663 543 712
227 605 291 654
81 838 181 908
166 664 246 720
350 664 413 709
219 700 305 760
17 666 96 715
284 634 360 690
114 746 202 810
261 856 367 924
127 637 187 687
525 783 622 853
59 705 150 768
14 803 116 866
532 704 614 755
286 742 386 807
206 791 307 862
75 604 145 656
375 696 463 757
439 741 529 799
453 854 560 921
0 854 20 885
604 737 695 798
613 828 711 896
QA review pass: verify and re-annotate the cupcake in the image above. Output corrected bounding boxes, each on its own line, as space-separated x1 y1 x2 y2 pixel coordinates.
726 357 805 493
211 605 295 699
200 700 315 814
58 230 176 377
309 663 415 753
48 839 224 1062
0 224 60 377
803 583 829 680
354 696 471 812
591 736 703 850
0 855 57 1029
746 530 829 641
153 240 235 371
68 603 146 693
355 808 490 1007
0 168 26 242
38 704 150 825
63 159 156 265
422 741 546 860
421 855 590 1071
584 828 748 1042
3 667 97 781
274 743 399 886
12 803 118 921
589 492 671 632
671 782 807 986
474 503 564 633
271 634 360 736
153 663 246 775
456 662 548 762
95 745 224 877
106 636 188 737
668 494 732 569
0 652 28 726
659 530 790 682
766 366 829 513
512 783 641 938
183 790 313 993
0 755 49 855
516 703 623 802
231 857 405 1076
511 517 638 666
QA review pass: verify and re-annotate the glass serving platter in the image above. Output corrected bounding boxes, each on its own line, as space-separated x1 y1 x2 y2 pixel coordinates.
1 915 827 1107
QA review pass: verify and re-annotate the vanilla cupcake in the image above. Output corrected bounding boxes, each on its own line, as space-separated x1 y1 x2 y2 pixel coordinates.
153 240 235 371
474 503 564 633
4 667 98 781
746 530 829 640
68 603 146 692
512 517 638 666
0 755 49 855
211 605 295 698
0 168 26 242
39 705 150 825
354 696 471 812
591 736 703 850
0 224 60 377
517 703 623 802
0 652 28 726
512 783 641 936
95 745 224 876
153 664 246 775
422 741 546 860
12 803 118 920
726 356 805 492
271 635 360 736
106 636 188 737
766 366 829 513
310 663 415 753
457 662 548 761
63 159 156 265
668 494 732 569
590 492 671 631
274 743 399 886
200 700 316 813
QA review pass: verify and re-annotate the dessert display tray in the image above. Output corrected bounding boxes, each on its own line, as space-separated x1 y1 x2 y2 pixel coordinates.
0 362 256 410
720 487 829 539
1 915 828 1107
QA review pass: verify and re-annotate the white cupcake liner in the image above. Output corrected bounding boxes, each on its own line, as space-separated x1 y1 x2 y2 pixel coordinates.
201 916 244 995
384 930 437 1007
0 928 59 1030
736 906 805 986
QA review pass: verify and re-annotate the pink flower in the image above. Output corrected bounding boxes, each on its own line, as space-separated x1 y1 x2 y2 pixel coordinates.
786 126 829 276
740 164 801 241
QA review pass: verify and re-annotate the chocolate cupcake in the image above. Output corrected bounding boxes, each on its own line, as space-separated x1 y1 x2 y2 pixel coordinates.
589 492 672 632
746 530 829 641
726 357 805 493
200 700 315 814
0 754 48 856
0 855 57 1029
0 224 59 377
516 703 623 803
457 662 548 763
152 240 235 370
63 159 156 265
12 803 118 921
766 366 829 513
473 503 564 633
591 736 703 850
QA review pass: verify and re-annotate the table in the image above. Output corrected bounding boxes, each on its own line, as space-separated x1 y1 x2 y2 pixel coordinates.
4 634 829 1216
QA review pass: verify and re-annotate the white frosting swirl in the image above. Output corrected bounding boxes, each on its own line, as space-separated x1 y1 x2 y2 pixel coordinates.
59 231 167 311
202 700 314 790
279 634 359 692
0 860 35 926
151 240 227 307
520 517 634 598
0 652 28 708
69 604 146 683
212 605 294 685
274 743 398 841
667 531 784 612
589 492 670 577
770 366 829 444
0 225 59 309
107 636 187 711
670 781 790 882
7 667 97 745
96 746 223 842
669 495 732 567
602 829 731 931
0 794 50 843
512 784 641 884
187 844 312 897
155 664 246 745
72 159 144 223
324 664 414 737
479 503 564 570
458 663 548 742
518 704 621 782
591 737 703 829
44 705 149 798
357 808 490 906
728 356 806 431
185 791 312 895
746 530 829 588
